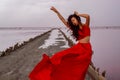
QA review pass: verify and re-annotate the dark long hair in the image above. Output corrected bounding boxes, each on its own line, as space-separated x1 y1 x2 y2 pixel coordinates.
67 14 81 41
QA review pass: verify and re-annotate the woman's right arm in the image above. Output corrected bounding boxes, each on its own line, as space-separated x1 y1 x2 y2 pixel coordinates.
74 11 90 27
50 6 70 29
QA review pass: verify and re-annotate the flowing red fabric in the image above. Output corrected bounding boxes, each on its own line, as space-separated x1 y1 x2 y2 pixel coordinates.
29 42 92 80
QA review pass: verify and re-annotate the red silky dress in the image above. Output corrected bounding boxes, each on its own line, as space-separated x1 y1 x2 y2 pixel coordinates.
29 25 92 80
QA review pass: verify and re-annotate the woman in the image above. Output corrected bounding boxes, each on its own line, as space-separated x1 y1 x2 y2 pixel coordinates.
29 6 92 80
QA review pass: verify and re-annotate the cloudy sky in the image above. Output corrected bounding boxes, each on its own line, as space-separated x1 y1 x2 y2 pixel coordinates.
0 0 120 27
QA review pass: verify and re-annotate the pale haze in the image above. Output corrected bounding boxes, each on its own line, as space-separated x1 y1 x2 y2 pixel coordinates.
0 0 120 27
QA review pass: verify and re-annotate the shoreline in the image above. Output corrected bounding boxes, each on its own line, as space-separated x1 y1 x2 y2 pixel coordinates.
0 28 54 57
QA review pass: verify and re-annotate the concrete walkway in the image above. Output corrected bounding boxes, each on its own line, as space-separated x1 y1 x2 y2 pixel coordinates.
0 29 72 80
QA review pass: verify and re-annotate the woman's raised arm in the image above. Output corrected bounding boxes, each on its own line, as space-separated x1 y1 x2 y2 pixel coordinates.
50 6 70 29
74 11 90 27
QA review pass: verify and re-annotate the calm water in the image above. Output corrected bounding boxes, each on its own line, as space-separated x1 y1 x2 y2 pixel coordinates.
0 27 120 80
0 27 52 51
90 29 120 80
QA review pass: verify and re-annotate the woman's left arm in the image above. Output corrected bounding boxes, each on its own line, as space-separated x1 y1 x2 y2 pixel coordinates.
74 11 90 26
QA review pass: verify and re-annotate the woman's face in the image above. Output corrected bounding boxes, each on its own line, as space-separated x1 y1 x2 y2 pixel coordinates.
71 17 79 26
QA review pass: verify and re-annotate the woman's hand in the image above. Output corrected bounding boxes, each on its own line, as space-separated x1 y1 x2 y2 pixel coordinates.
50 6 70 29
74 11 79 16
74 11 90 26
50 6 58 13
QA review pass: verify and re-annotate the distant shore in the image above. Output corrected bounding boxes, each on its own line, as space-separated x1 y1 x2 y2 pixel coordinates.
0 26 120 30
